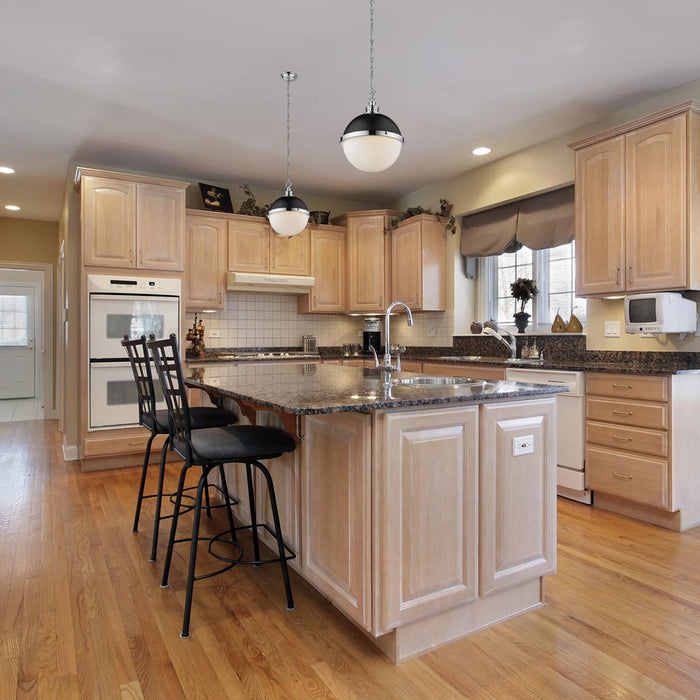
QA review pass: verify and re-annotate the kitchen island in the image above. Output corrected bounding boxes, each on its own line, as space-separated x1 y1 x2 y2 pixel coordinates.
185 362 563 662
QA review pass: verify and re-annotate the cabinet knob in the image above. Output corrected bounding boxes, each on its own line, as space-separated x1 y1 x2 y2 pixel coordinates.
627 266 632 283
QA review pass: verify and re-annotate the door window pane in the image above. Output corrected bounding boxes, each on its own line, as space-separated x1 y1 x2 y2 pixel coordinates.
0 295 29 346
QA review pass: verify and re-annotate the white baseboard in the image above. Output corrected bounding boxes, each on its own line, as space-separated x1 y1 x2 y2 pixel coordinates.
62 442 79 461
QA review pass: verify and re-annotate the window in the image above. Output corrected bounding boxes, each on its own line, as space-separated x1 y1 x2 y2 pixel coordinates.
479 241 586 329
0 294 29 346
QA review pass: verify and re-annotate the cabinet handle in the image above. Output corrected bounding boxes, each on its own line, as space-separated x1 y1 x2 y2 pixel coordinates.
613 472 633 480
218 291 223 304
139 249 143 266
612 410 633 415
313 295 317 306
613 435 633 441
129 249 134 264
379 296 383 307
128 441 144 446
271 257 276 267
615 267 621 285
612 383 633 389
627 266 632 283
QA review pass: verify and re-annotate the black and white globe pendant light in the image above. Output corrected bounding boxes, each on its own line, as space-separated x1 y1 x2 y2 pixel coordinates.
268 70 310 237
340 0 403 172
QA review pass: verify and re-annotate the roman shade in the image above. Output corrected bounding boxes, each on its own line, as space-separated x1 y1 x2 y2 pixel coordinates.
460 185 574 257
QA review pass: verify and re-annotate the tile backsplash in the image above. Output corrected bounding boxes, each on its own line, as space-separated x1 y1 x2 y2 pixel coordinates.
196 292 454 349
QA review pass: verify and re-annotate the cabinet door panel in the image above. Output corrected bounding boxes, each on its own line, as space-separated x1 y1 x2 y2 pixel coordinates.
480 399 557 595
625 114 686 291
137 184 185 271
575 137 625 295
391 220 421 307
377 407 479 632
228 219 269 272
82 177 136 268
301 413 371 630
309 228 345 312
185 216 226 309
271 227 310 275
347 216 385 312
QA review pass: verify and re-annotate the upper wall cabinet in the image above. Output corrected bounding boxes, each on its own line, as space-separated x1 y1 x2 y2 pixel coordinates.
391 214 447 311
298 225 346 313
570 102 700 296
185 210 227 310
77 169 186 271
332 210 402 314
227 215 310 276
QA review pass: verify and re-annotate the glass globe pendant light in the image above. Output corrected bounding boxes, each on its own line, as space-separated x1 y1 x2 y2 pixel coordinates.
268 71 310 237
340 0 403 172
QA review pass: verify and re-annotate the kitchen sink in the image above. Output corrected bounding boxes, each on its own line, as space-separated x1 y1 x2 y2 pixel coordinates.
392 376 494 388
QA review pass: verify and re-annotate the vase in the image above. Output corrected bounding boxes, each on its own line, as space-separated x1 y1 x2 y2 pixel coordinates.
513 311 530 333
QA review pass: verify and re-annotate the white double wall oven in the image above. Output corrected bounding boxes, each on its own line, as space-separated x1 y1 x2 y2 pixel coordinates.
88 274 180 430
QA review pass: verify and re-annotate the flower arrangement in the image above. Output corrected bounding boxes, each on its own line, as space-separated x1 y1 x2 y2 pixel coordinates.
510 278 539 313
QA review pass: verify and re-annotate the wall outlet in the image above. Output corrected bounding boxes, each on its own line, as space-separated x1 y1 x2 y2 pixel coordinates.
209 329 221 338
512 435 534 456
427 325 436 338
604 320 621 338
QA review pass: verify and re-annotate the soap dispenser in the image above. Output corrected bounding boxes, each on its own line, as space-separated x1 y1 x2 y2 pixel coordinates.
530 340 539 360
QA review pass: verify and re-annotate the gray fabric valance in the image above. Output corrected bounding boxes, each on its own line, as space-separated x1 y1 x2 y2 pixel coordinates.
460 185 574 257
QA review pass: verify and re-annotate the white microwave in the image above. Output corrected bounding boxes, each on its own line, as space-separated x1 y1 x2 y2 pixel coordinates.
624 292 697 334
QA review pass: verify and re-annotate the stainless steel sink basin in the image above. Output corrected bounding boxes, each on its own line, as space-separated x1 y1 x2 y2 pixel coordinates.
393 376 493 388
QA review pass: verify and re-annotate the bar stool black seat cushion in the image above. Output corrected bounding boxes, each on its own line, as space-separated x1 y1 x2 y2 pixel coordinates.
142 407 238 434
174 425 296 465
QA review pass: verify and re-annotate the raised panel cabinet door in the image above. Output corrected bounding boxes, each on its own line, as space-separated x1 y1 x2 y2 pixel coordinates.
228 219 270 272
270 226 310 275
391 220 422 307
309 228 345 311
137 184 185 271
625 113 687 291
574 137 625 295
185 216 226 309
479 399 557 595
347 215 385 312
377 407 479 633
82 176 137 268
301 412 372 630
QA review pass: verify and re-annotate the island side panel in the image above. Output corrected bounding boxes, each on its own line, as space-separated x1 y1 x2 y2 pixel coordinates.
479 398 557 595
301 412 372 630
374 406 480 634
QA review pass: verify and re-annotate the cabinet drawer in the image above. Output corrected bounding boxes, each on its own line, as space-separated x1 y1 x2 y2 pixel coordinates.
586 397 667 429
400 360 423 373
422 362 506 381
586 372 668 401
82 431 165 458
586 446 668 509
586 420 668 457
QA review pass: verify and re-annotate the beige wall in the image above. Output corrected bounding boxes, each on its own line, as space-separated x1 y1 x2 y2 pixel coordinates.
391 78 700 350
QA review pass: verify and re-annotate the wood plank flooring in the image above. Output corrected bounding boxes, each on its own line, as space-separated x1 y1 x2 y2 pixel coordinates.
2 420 700 699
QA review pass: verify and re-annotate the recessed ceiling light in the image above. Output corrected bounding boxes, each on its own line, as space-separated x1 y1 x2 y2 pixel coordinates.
0 166 15 174
5 204 21 211
472 146 492 156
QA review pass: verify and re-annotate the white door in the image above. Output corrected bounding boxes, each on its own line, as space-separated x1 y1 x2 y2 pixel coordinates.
0 286 35 399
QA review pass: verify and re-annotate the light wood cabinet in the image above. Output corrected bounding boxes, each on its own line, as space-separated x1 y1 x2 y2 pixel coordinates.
571 102 700 295
391 214 447 311
185 211 227 310
228 215 310 276
422 361 507 381
333 210 401 314
479 399 557 594
376 407 479 632
301 412 372 630
297 226 346 313
79 170 185 271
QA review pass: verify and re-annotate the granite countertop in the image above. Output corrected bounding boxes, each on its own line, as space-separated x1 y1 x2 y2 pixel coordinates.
184 363 565 415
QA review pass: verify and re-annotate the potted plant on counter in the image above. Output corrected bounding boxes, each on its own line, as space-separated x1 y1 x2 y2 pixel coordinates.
510 277 539 333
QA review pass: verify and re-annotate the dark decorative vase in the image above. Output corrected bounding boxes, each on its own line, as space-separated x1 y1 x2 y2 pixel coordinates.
513 311 530 333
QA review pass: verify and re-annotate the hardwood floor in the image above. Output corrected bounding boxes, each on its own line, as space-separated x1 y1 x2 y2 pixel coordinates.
2 420 700 699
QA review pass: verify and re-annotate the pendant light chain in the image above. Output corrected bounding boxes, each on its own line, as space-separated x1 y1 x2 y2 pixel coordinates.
368 0 376 111
285 71 293 195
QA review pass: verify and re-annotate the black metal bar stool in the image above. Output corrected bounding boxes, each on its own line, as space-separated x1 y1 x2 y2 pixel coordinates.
121 334 238 561
147 333 297 638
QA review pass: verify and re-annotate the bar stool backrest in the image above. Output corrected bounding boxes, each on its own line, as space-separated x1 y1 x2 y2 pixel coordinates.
121 334 157 426
147 334 193 462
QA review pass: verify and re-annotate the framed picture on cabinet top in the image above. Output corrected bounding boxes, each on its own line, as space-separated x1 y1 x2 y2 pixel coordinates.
199 183 234 213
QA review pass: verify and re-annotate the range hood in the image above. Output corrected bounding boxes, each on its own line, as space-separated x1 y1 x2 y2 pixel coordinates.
226 271 315 294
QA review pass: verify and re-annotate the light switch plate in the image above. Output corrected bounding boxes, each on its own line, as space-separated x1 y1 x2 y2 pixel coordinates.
427 325 436 338
604 320 621 337
209 330 221 338
513 435 534 456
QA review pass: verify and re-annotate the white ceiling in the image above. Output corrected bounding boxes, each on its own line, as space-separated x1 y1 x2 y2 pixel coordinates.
3 0 700 221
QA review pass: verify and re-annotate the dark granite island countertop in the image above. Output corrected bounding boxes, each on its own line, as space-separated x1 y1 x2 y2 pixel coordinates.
184 362 566 415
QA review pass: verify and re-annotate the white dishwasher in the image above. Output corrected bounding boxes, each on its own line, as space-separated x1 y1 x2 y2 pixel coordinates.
506 368 590 504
